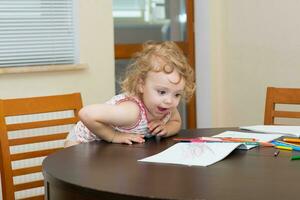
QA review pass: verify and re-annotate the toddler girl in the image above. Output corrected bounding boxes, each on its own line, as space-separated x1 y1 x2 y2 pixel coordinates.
65 41 195 147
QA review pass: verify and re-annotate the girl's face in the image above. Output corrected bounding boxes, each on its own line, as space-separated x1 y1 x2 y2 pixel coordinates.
139 70 185 120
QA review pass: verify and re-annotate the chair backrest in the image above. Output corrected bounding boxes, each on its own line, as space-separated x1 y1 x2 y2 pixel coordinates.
0 93 82 200
264 87 300 125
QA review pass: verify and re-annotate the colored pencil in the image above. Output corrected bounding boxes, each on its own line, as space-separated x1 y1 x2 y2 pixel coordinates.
275 146 292 151
274 150 280 157
283 138 300 143
173 137 272 146
291 155 300 160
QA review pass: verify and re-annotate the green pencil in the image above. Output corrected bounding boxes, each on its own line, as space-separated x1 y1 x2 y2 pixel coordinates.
291 155 300 161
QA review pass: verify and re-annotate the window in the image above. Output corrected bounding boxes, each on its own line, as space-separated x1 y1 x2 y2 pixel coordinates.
113 0 167 22
0 0 79 68
113 0 145 18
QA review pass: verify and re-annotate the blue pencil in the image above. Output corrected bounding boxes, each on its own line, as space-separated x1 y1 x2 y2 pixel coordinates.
272 141 300 151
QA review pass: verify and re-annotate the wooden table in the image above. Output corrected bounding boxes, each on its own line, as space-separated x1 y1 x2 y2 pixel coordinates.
42 128 300 200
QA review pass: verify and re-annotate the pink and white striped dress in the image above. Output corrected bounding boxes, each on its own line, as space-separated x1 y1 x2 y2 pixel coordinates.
67 93 171 143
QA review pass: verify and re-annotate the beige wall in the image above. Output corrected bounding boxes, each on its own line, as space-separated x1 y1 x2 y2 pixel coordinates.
0 0 115 105
0 1 114 197
197 1 300 127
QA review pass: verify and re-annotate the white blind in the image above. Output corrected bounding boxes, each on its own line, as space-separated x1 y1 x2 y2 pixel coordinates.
0 0 78 68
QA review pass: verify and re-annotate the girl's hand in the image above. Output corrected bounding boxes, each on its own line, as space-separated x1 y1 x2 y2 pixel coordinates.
112 132 145 145
148 120 168 137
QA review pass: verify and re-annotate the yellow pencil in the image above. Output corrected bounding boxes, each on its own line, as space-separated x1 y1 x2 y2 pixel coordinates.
275 146 292 151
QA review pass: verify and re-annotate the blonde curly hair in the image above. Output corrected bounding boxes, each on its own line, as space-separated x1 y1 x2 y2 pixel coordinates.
121 41 195 102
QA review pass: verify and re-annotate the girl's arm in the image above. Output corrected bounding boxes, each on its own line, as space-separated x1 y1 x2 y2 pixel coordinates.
148 108 182 137
79 102 145 144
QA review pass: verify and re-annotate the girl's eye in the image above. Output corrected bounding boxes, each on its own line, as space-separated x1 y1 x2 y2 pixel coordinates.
157 90 166 95
175 94 181 98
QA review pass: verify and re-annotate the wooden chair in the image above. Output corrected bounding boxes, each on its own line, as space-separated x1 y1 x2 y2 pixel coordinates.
264 87 300 125
0 93 82 200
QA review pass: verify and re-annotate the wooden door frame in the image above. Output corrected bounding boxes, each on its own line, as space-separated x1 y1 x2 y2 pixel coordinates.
114 0 196 128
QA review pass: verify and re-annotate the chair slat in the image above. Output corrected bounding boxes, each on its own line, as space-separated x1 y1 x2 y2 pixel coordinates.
7 117 78 131
3 93 82 116
19 194 44 200
11 148 63 161
264 87 300 125
9 132 68 146
273 111 300 118
14 180 44 191
13 165 42 177
272 88 300 104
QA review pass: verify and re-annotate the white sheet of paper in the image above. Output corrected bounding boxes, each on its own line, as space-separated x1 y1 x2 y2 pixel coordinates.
213 131 282 149
240 125 300 137
139 131 282 167
138 142 244 167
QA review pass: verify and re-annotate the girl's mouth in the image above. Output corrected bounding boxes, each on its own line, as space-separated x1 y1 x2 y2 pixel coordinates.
157 106 168 112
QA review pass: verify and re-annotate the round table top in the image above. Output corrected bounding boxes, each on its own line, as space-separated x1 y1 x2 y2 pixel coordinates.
43 128 300 200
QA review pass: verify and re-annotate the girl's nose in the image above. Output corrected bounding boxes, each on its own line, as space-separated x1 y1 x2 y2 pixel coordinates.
164 96 173 105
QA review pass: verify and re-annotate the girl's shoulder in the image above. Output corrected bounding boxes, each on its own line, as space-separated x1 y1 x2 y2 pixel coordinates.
109 94 148 134
106 93 142 106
